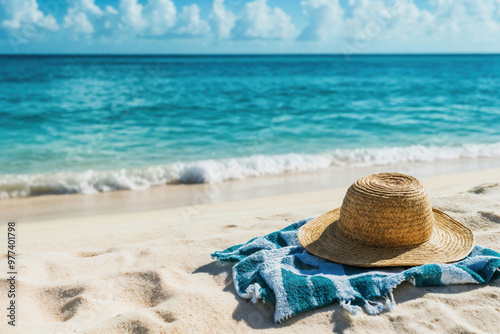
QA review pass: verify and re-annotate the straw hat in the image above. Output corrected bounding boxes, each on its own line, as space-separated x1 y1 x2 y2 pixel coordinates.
298 172 474 267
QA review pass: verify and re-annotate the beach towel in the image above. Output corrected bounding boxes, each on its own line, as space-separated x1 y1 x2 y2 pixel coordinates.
212 218 500 323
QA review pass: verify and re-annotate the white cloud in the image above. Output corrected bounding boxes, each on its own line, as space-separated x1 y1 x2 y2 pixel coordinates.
119 0 146 32
1 0 58 31
298 0 500 46
233 0 296 39
78 0 104 16
210 0 236 39
62 0 121 40
340 0 430 43
64 11 94 36
299 0 344 41
426 0 500 41
3 0 500 51
105 6 118 16
177 4 210 36
63 0 112 38
143 0 176 36
118 0 208 37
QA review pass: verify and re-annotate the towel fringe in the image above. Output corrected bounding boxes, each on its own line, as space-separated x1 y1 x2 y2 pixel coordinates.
363 299 385 315
276 311 294 323
341 291 397 316
340 300 362 315
242 283 262 303
383 291 396 310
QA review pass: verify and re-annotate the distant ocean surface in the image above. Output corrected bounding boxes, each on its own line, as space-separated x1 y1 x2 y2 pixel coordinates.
2 55 500 198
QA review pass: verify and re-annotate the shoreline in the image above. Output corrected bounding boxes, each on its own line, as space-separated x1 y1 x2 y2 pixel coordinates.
4 142 500 200
14 165 500 254
3 156 500 223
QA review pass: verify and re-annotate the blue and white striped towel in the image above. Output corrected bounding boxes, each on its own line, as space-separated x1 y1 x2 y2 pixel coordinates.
212 218 500 323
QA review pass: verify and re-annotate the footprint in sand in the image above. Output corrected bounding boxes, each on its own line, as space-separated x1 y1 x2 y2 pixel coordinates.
468 183 500 195
45 286 86 322
478 211 500 224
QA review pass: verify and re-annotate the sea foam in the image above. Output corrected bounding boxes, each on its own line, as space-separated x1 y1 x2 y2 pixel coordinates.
2 142 500 199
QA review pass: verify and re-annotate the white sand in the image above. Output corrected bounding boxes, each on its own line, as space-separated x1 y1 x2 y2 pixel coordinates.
1 168 500 333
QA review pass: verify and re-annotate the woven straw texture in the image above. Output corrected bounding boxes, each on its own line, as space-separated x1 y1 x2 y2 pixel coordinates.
298 172 474 267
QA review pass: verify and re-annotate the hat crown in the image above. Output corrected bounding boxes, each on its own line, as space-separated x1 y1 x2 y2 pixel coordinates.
338 173 434 248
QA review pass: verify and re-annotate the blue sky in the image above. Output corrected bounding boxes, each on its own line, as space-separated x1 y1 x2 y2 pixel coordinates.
1 0 499 54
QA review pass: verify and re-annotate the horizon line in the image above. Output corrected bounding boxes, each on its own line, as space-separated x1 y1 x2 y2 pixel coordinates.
1 52 500 57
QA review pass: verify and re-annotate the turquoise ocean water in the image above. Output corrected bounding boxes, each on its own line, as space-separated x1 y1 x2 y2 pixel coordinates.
2 55 500 198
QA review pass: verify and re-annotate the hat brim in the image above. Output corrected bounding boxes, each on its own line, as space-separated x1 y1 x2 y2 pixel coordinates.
298 208 474 267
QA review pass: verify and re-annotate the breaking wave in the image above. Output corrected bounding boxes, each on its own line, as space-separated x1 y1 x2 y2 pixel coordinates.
2 142 500 199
